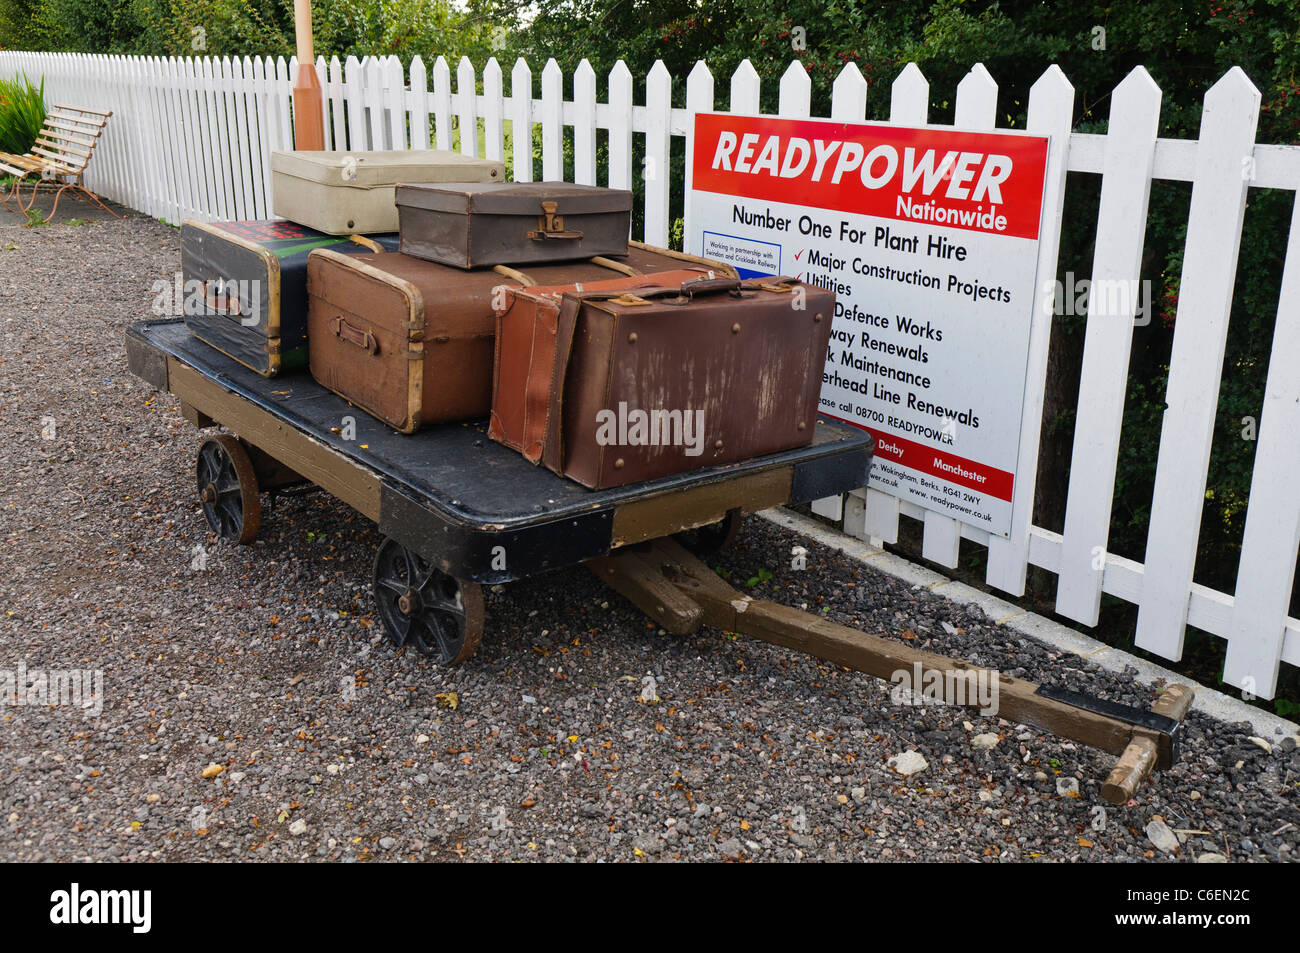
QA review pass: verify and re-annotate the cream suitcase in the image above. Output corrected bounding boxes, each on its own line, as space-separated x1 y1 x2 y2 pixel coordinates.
270 150 504 234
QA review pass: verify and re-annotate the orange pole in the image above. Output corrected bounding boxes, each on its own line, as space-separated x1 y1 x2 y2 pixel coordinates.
291 0 325 150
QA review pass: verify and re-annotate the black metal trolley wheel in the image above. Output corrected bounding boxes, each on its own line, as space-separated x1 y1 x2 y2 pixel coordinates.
372 537 485 664
196 434 261 544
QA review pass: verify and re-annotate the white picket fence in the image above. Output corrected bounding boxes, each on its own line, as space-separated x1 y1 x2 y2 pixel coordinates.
2 50 1298 698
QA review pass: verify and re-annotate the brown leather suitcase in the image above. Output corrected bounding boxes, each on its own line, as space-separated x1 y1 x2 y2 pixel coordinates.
306 244 737 434
395 181 633 268
537 276 835 489
489 266 727 461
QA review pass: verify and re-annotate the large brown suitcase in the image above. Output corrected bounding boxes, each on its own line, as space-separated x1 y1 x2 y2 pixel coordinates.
181 220 398 377
489 266 728 461
537 276 835 489
306 244 736 433
395 181 633 268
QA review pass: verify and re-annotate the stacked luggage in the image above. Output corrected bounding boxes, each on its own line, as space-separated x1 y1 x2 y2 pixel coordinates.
180 149 835 490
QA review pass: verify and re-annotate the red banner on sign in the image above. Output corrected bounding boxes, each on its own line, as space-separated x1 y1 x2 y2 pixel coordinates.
820 414 1016 502
692 113 1049 241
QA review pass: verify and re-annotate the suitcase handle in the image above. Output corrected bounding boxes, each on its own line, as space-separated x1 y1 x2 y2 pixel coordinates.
678 276 742 298
333 316 378 355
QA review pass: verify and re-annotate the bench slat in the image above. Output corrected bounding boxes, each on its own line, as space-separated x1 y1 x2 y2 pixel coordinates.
36 136 92 159
28 147 81 172
42 120 99 144
51 103 112 118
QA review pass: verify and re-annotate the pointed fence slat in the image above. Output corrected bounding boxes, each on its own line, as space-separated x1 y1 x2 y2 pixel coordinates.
983 65 1076 595
432 56 452 151
573 60 597 185
730 59 760 115
363 56 385 150
387 55 409 150
608 61 635 191
853 63 929 547
778 61 810 117
456 56 478 156
510 58 533 182
343 56 365 151
326 56 345 150
409 56 430 150
831 62 867 121
916 64 1000 569
1055 68 1162 625
643 60 672 245
541 59 563 181
681 60 714 246
1222 197 1300 697
482 58 505 162
1136 69 1262 659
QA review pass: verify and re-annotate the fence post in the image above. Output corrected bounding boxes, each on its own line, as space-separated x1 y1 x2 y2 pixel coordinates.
730 59 759 114
573 59 597 185
432 56 452 151
681 60 714 251
1055 68 1162 625
456 56 478 156
510 58 533 182
1135 68 1261 659
982 66 1076 594
482 57 505 162
541 58 563 180
644 60 672 246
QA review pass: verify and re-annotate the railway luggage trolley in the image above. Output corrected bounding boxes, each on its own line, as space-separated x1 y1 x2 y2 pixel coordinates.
125 317 872 659
127 318 1194 802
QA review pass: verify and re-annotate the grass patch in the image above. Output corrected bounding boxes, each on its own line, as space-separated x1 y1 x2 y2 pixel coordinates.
0 74 46 155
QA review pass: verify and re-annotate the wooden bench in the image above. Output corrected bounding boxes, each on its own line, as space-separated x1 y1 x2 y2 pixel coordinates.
0 103 116 223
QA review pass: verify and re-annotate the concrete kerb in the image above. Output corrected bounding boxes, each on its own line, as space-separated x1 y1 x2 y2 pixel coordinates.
761 506 1300 745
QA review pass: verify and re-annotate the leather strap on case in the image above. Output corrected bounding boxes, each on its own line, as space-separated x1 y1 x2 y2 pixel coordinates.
540 294 584 473
333 315 378 354
519 296 561 463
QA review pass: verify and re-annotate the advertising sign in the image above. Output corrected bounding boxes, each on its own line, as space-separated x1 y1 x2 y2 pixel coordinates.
687 114 1050 536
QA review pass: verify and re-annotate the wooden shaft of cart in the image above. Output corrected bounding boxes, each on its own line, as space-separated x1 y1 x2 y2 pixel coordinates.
588 538 1193 801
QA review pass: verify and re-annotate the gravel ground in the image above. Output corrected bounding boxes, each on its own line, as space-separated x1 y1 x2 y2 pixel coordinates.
1 215 1297 863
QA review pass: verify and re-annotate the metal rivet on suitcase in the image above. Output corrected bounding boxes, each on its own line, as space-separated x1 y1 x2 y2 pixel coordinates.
814 313 824 322
714 440 724 450
731 323 741 333
614 458 625 469
798 421 807 431
347 220 355 229
627 333 637 344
